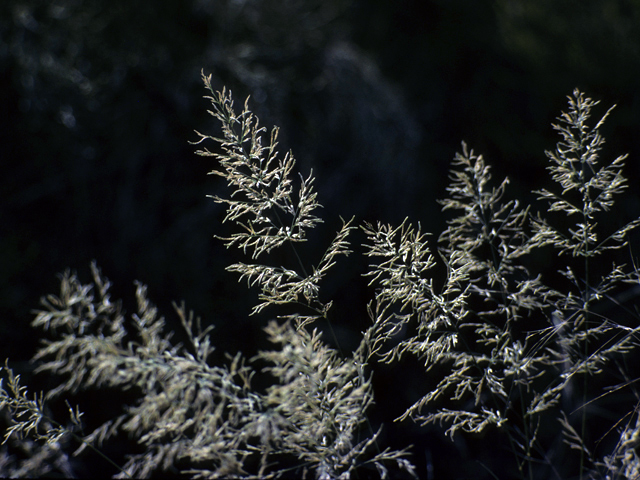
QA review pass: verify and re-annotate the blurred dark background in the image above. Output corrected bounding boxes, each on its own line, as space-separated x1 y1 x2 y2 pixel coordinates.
2 0 640 478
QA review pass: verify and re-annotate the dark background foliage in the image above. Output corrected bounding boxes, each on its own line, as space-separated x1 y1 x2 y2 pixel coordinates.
2 0 640 477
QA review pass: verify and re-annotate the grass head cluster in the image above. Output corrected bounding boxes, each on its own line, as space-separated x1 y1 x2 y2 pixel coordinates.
2 76 639 479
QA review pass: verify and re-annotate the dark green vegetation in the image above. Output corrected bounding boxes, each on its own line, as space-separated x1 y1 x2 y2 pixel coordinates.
2 1 640 478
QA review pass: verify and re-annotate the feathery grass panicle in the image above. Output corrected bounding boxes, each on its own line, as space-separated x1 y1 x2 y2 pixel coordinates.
25 263 263 478
251 320 413 479
193 74 322 257
360 90 640 479
0 361 82 446
194 73 356 328
0 358 123 478
362 143 546 449
532 89 640 257
361 219 469 367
